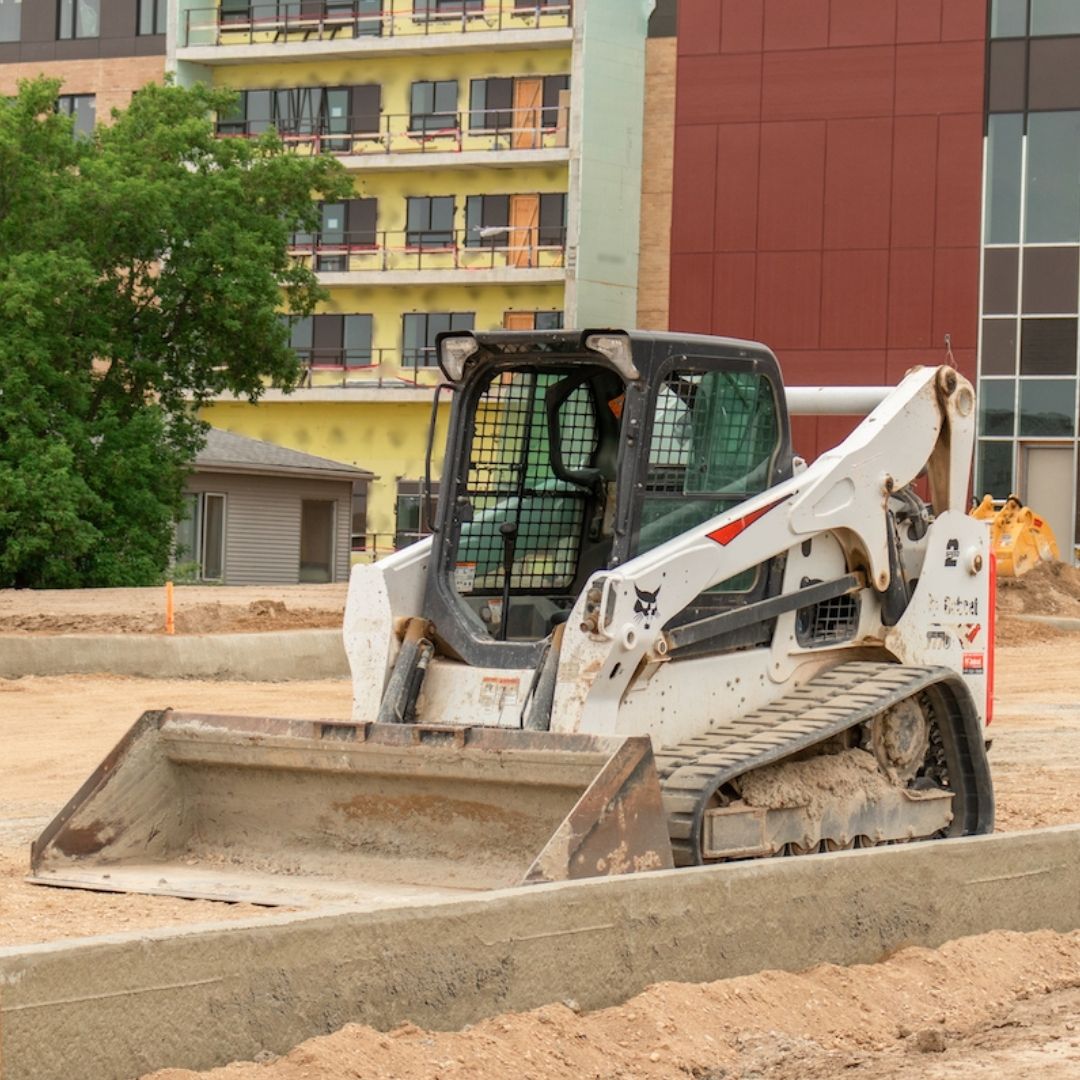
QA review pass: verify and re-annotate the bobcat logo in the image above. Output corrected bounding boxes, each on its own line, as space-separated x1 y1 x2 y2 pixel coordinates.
633 584 661 629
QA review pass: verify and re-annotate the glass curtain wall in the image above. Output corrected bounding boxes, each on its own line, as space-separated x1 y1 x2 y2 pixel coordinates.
980 0 1080 553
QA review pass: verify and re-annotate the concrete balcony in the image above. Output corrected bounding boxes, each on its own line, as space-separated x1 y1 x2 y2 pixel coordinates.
218 110 571 171
178 1 572 63
293 226 567 285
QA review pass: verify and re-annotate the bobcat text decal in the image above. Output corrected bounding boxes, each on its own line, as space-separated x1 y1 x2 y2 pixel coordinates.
706 493 793 546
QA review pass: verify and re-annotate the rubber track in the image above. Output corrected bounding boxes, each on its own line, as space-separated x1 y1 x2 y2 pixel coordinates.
655 661 958 866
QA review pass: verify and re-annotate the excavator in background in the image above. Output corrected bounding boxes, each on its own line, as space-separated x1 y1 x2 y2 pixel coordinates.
30 330 995 906
971 493 1060 577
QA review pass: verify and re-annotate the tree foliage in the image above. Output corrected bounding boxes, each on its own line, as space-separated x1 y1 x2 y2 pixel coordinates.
0 78 350 587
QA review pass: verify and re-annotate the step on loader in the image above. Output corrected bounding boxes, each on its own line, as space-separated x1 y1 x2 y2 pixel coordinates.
30 331 995 905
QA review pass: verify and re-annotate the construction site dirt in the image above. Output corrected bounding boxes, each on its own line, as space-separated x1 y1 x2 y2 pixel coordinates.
1 580 1079 1079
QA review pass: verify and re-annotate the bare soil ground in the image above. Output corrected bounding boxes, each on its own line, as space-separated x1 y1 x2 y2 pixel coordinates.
0 635 1077 947
1 570 1079 1079
148 928 1080 1080
0 583 347 635
0 676 351 946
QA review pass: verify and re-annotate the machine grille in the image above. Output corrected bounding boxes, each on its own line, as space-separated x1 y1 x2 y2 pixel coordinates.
795 591 861 647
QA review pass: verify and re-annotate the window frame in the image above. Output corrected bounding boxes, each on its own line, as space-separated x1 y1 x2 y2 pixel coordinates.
395 479 441 549
468 76 514 132
137 0 168 35
405 195 456 247
409 79 459 134
538 192 567 247
402 311 475 368
465 194 510 247
56 93 96 138
0 0 21 43
58 0 100 39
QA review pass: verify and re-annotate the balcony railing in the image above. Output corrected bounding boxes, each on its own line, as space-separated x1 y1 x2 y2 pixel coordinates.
294 346 444 387
290 226 567 272
183 1 572 47
352 530 430 561
218 108 569 156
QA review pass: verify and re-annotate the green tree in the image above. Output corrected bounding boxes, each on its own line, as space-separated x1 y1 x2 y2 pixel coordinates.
0 77 350 588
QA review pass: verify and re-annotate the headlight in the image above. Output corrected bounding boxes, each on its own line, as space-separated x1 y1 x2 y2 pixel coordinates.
438 334 480 383
584 332 640 381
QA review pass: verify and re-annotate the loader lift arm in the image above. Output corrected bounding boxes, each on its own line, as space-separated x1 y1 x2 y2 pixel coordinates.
550 361 977 737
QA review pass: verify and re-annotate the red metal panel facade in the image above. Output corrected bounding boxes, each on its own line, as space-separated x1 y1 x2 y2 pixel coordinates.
670 0 987 460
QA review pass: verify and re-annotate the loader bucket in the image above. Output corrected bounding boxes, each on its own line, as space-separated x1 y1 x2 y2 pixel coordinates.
29 711 673 906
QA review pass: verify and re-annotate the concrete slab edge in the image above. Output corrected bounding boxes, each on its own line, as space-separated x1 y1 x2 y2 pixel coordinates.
0 629 349 681
1012 613 1080 631
2 825 1079 1080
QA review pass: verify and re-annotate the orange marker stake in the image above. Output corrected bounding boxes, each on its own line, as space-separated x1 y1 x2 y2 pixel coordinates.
165 580 175 636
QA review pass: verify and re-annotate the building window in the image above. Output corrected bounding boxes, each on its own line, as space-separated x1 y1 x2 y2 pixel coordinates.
468 78 513 130
138 0 167 34
1024 111 1080 244
294 199 378 269
0 0 21 42
990 0 1028 37
216 85 381 141
535 311 564 330
405 196 455 246
976 441 1014 499
1019 379 1077 436
541 74 570 127
978 380 1016 437
409 80 457 133
504 310 564 330
290 313 374 368
402 312 474 368
413 0 482 14
395 480 440 550
58 0 100 39
57 94 96 138
465 195 509 247
539 192 567 246
1030 0 1080 36
351 488 371 552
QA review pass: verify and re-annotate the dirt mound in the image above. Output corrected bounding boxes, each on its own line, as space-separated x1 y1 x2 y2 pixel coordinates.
997 560 1080 618
146 929 1080 1080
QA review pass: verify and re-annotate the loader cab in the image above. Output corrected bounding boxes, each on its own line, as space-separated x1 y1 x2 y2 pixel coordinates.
424 330 793 670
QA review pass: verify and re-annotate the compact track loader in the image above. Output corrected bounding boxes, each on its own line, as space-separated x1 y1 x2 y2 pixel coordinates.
31 331 994 905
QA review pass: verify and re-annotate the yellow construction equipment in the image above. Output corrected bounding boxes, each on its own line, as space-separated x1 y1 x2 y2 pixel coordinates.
971 493 1060 577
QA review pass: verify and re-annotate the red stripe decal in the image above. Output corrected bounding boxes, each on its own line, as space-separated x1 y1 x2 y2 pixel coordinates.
706 494 792 546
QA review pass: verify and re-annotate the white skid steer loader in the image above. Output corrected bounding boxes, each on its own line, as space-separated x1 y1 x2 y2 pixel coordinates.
30 331 994 906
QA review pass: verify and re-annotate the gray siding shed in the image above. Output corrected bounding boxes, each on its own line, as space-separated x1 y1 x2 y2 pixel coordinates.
181 428 371 585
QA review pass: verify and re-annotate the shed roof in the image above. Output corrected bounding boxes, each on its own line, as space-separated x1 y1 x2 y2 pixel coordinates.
194 428 373 483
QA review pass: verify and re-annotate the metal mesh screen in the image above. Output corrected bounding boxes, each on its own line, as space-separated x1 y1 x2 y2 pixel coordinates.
457 370 598 594
796 593 861 647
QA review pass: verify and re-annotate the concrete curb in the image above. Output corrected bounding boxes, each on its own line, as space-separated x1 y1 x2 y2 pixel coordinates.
1012 613 1080 631
2 825 1079 1080
0 629 349 681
